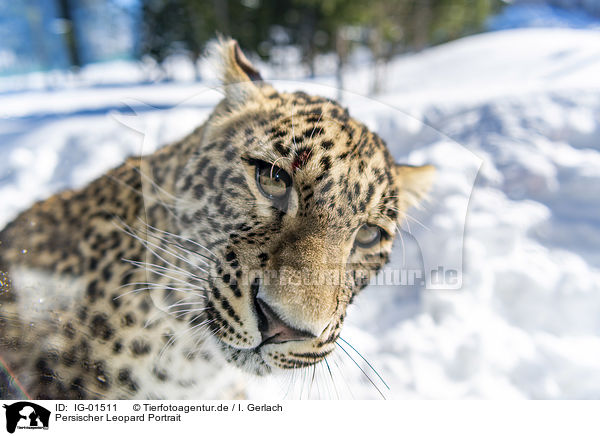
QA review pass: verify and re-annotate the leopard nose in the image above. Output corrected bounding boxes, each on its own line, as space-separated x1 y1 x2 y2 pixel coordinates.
254 297 316 345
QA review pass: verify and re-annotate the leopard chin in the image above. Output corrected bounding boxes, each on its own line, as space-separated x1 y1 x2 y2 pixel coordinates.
214 339 272 376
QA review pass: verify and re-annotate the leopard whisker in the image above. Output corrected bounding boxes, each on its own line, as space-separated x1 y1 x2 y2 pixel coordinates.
304 366 311 400
178 320 215 359
121 263 207 292
166 299 206 310
331 351 355 400
285 361 298 399
404 213 431 231
168 305 208 318
116 281 200 291
168 241 215 268
298 363 307 399
122 258 208 286
270 156 290 178
122 258 207 283
139 219 219 263
118 222 211 279
157 316 214 361
205 324 227 345
324 356 340 400
119 283 203 295
137 229 215 268
126 160 199 209
383 206 431 232
315 361 323 399
140 236 211 276
158 332 178 361
115 220 189 269
291 104 297 150
308 102 330 141
103 171 183 221
170 307 209 318
394 223 407 267
135 224 216 271
336 341 386 399
189 319 219 357
319 360 329 399
113 284 204 301
282 363 296 400
308 363 317 399
338 336 389 390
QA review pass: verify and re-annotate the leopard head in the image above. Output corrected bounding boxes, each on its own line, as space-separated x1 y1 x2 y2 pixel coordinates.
169 38 434 374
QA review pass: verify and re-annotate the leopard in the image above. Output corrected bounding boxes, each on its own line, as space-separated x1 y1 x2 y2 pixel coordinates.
0 38 434 399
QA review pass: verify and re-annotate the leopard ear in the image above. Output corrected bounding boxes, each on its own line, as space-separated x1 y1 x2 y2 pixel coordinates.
215 37 264 107
395 164 435 208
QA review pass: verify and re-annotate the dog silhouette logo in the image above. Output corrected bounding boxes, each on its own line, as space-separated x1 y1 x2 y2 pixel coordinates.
2 402 50 433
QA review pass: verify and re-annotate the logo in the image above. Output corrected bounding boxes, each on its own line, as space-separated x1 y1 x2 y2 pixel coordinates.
2 402 50 434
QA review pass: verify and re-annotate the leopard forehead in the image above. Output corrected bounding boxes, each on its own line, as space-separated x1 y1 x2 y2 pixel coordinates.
198 90 402 228
217 90 395 170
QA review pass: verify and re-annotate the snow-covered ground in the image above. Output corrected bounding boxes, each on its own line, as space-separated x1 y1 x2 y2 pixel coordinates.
2 28 600 399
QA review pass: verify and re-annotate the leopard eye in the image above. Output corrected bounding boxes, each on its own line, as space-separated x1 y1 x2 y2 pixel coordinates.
354 224 382 248
255 161 292 200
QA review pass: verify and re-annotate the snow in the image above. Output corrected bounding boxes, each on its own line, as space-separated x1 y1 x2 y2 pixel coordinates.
2 27 600 399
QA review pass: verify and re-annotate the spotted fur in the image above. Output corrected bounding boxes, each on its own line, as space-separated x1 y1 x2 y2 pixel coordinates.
0 39 434 399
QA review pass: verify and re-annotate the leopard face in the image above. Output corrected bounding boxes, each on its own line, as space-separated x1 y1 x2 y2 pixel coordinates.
164 40 434 375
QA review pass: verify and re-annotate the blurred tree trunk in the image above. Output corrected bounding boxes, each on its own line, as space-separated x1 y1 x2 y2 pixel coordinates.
308 53 316 78
370 59 386 96
369 29 382 95
413 0 432 51
302 35 317 78
192 51 202 82
57 0 81 68
301 7 317 78
213 0 229 36
335 30 349 102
